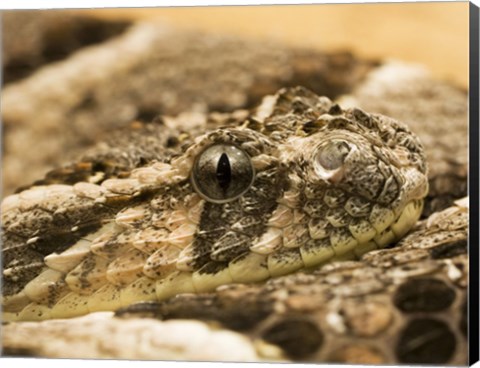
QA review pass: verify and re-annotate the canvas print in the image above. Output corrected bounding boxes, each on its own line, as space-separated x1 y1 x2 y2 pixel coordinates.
0 2 476 365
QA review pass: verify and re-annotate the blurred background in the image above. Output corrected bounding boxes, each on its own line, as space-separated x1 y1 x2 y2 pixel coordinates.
81 2 469 87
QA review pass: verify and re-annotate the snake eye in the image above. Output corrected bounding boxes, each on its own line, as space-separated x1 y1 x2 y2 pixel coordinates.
314 140 353 180
191 144 255 203
316 140 351 170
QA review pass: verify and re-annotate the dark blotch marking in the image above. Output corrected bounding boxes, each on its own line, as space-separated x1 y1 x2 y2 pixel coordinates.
430 239 467 259
211 233 251 262
2 347 38 357
192 166 287 272
119 292 276 332
350 108 374 129
393 278 456 313
166 136 179 148
2 236 43 267
197 261 229 275
3 15 130 85
261 316 324 359
1 262 44 298
2 196 137 298
135 108 161 122
192 201 243 270
328 103 343 115
396 318 456 364
2 223 102 298
207 291 275 331
31 222 101 256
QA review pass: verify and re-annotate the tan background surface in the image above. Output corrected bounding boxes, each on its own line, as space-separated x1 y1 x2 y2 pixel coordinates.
81 2 469 88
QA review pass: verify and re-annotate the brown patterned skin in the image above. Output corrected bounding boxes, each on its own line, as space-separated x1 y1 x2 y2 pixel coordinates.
2 87 428 322
1 87 467 365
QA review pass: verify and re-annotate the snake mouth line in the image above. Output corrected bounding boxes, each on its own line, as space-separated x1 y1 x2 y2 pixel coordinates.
2 199 423 323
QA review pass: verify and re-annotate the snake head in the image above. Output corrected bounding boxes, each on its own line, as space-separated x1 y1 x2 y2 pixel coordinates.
178 91 428 278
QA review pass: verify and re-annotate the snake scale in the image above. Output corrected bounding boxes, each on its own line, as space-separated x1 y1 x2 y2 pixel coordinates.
1 14 470 365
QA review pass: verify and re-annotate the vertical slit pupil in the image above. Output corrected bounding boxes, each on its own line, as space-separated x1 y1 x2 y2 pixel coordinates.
216 153 232 192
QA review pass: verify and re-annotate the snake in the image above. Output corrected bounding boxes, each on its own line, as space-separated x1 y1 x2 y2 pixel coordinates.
1 14 469 365
2 86 429 321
